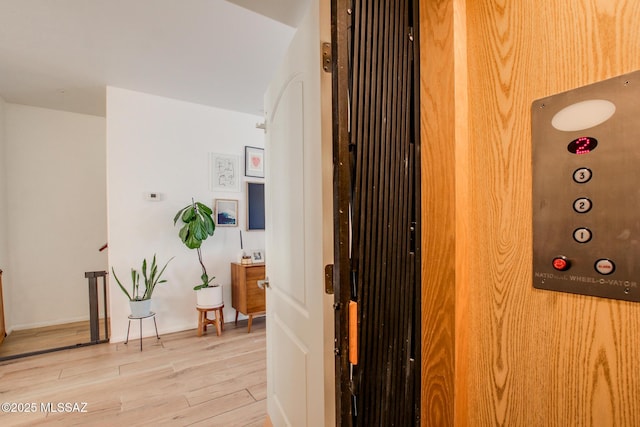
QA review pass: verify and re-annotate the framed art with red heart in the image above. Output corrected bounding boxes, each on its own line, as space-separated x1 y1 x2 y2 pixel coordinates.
244 146 265 178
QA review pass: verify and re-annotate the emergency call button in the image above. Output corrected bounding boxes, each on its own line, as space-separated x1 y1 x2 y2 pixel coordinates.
595 259 615 275
552 256 571 271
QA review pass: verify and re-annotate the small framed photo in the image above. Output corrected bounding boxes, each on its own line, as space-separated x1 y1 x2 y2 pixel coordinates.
250 249 265 263
214 199 238 227
245 146 265 178
210 153 240 192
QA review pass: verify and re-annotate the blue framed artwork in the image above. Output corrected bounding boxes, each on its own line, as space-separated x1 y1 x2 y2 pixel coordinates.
215 199 238 227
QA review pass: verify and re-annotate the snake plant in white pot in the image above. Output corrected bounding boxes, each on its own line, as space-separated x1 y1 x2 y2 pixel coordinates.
112 254 173 317
174 199 223 308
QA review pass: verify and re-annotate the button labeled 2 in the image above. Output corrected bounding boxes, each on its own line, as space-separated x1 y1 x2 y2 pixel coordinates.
573 197 592 213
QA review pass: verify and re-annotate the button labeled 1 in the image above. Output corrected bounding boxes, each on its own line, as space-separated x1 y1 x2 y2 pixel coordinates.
573 228 592 243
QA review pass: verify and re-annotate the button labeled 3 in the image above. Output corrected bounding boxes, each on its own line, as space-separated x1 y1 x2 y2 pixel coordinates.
573 168 592 184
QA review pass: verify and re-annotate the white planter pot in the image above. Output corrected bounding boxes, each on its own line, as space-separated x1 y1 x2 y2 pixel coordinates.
129 299 152 317
196 286 223 308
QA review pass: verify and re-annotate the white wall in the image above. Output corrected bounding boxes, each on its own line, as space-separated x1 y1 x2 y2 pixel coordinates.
5 104 107 330
106 87 265 342
0 97 8 327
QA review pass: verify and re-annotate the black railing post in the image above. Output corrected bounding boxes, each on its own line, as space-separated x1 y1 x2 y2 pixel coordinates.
85 271 108 342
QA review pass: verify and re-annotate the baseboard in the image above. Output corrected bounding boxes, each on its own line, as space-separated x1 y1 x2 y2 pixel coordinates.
109 320 203 343
10 315 90 331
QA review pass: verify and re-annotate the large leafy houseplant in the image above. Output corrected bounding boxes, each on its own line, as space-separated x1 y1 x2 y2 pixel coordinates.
174 199 217 290
111 254 173 301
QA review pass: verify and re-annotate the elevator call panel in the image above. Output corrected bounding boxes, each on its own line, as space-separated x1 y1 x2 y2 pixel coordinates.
532 70 640 302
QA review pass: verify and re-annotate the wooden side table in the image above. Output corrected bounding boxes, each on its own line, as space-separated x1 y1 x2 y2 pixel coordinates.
124 311 159 351
231 263 266 333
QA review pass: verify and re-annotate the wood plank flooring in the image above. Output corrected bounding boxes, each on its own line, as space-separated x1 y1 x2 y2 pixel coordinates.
0 318 266 426
0 319 109 359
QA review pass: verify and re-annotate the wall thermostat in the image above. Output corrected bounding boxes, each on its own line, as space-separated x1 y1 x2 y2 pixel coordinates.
532 70 640 302
145 192 163 201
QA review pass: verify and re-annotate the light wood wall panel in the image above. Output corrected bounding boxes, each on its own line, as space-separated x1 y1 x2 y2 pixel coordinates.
421 0 640 425
419 0 458 425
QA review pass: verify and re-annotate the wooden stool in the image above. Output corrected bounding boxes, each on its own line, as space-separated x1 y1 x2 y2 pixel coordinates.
197 305 224 336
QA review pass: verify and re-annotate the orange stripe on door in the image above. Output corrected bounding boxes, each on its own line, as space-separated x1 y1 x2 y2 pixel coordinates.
349 301 358 365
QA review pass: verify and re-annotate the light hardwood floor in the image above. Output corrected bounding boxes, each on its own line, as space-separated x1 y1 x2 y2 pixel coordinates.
0 318 266 426
0 319 109 359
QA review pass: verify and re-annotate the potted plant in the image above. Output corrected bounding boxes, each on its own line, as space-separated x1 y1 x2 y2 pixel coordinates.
112 254 173 317
174 199 223 308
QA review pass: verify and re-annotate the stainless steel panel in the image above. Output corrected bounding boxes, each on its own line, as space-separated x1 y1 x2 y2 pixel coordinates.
532 70 640 302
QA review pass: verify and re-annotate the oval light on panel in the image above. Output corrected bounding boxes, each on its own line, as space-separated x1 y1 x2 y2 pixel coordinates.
551 99 616 131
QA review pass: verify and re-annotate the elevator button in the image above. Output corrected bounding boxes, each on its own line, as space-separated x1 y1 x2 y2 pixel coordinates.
573 228 592 243
595 259 615 275
573 168 592 184
552 256 571 271
573 197 592 213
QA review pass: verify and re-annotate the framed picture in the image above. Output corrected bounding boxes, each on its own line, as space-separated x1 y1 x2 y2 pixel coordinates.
210 153 240 192
247 182 265 230
245 146 265 178
214 199 238 227
250 249 265 263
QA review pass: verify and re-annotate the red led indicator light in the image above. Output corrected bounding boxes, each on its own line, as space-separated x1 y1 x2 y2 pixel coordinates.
552 257 570 271
567 136 598 155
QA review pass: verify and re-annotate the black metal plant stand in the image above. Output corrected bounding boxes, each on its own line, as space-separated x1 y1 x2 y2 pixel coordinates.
124 312 160 351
